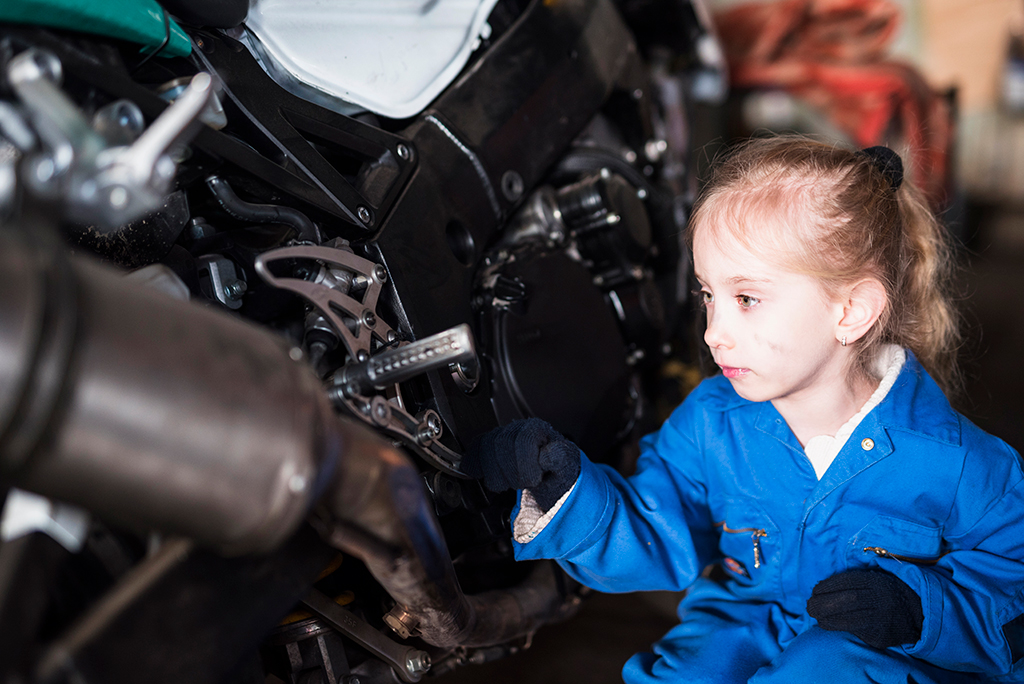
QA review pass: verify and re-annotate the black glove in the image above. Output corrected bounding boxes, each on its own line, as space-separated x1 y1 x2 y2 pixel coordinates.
461 418 581 512
807 569 924 649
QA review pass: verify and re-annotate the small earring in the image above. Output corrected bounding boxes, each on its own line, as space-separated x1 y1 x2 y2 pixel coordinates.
840 336 847 347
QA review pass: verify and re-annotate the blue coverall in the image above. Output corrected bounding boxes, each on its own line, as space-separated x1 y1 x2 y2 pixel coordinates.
513 353 1024 682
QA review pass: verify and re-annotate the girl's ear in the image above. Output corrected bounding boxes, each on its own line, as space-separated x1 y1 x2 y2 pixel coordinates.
836 278 887 345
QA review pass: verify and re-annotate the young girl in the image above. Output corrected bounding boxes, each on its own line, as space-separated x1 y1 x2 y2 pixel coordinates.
463 136 1024 682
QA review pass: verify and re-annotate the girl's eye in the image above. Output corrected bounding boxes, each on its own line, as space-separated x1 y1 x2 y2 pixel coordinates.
699 290 714 306
737 294 759 308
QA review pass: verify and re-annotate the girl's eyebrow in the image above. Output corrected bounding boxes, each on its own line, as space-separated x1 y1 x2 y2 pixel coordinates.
726 276 772 286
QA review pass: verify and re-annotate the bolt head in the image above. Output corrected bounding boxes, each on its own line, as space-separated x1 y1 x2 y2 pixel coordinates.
406 651 431 674
357 205 372 224
397 143 411 160
427 413 442 435
373 264 388 283
500 170 524 202
362 310 377 327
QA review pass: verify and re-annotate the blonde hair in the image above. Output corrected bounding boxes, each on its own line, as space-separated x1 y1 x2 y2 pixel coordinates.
687 136 960 395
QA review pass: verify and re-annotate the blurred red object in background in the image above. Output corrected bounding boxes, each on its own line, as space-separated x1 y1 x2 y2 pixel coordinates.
716 0 953 209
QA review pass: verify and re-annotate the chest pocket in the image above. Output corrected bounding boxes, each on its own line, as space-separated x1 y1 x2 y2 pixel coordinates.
713 497 780 586
846 515 944 567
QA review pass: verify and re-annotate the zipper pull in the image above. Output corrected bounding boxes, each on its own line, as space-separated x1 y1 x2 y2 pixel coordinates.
751 530 767 568
864 546 902 563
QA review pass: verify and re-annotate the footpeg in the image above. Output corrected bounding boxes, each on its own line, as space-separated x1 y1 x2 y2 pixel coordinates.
334 324 477 395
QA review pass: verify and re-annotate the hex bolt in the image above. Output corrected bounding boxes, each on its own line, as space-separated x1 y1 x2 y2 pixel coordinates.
357 205 372 225
406 651 431 675
383 607 418 639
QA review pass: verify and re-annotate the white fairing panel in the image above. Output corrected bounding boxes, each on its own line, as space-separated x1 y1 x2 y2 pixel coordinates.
242 0 501 119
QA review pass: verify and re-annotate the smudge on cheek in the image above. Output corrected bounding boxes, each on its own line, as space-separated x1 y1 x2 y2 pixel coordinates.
753 332 784 353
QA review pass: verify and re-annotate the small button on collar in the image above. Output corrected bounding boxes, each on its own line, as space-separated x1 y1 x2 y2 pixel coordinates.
861 438 875 451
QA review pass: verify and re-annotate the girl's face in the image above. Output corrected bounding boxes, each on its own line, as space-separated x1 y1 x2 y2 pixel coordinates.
692 224 851 411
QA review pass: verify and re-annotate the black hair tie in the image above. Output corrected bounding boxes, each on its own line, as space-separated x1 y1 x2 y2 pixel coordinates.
861 146 904 192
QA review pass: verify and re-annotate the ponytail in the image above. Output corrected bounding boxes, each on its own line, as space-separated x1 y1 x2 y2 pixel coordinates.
890 185 961 395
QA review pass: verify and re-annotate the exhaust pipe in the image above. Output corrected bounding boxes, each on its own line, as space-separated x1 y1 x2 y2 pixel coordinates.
0 225 573 648
0 227 334 554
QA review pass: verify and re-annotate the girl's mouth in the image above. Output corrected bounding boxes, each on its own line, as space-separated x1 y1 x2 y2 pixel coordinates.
720 366 750 379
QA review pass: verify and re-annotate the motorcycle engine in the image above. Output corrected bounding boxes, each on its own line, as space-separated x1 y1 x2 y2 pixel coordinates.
0 0 720 680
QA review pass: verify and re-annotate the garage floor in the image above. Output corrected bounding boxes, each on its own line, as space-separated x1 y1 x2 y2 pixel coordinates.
439 206 1024 684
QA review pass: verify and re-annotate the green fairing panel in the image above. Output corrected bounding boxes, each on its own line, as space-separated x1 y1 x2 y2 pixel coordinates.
1 0 191 57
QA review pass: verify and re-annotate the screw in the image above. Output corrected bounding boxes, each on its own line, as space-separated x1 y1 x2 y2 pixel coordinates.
426 413 442 436
416 413 442 444
356 350 369 363
387 330 398 343
195 37 205 50
501 170 524 202
373 264 388 283
357 205 372 225
397 143 411 160
370 397 391 426
223 280 247 300
362 310 377 327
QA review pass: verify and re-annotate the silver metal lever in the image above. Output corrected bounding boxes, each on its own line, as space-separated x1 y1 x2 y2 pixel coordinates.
335 324 477 395
6 48 216 228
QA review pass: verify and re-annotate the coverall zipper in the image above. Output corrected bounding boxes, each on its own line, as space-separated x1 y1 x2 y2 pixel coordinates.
717 522 768 568
863 546 941 565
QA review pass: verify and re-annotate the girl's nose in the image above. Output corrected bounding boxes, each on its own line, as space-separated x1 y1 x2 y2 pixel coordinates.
704 309 733 350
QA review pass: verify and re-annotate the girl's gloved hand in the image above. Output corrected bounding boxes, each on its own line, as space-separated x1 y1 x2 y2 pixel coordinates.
460 418 581 512
806 569 924 648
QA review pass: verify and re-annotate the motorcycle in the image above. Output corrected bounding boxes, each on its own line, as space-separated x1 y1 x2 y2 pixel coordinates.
0 0 724 682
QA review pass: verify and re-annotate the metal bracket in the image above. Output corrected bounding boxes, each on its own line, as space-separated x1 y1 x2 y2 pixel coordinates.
254 244 396 361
